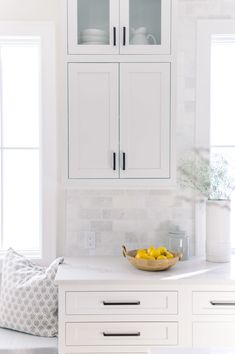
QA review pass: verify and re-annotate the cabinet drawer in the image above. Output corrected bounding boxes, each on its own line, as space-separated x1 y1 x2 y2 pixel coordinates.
65 291 178 315
66 322 178 346
193 291 235 314
193 322 235 346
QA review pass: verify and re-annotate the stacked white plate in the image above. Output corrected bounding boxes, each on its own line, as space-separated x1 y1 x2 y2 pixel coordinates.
80 28 109 45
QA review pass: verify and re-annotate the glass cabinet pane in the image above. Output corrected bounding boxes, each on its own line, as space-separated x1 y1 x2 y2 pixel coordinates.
77 0 110 46
129 0 161 46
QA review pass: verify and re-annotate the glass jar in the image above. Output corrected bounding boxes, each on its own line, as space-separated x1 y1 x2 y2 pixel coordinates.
168 230 189 261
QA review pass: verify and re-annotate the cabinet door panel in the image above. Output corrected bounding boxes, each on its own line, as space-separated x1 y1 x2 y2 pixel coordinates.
68 63 119 178
193 322 235 347
67 0 119 55
120 63 170 179
120 0 171 55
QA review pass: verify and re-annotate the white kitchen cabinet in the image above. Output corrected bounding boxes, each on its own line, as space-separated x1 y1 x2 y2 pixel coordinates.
67 0 119 55
56 257 235 353
120 0 171 55
68 63 119 179
120 63 170 178
68 62 171 179
67 0 171 55
193 322 235 347
65 0 176 185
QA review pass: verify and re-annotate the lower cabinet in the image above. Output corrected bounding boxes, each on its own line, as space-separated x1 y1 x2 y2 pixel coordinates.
58 283 235 352
68 62 171 179
193 322 235 347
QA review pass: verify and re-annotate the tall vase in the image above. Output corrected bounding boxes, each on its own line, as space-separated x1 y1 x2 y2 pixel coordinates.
206 199 231 263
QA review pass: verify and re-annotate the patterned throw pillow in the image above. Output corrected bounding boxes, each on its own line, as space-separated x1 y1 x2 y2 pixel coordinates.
0 249 63 337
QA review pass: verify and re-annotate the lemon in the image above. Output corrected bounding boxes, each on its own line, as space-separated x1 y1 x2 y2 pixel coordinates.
166 252 174 259
147 246 155 255
135 249 147 259
136 249 146 256
135 250 155 260
143 254 155 260
156 246 168 255
149 248 161 258
157 255 167 260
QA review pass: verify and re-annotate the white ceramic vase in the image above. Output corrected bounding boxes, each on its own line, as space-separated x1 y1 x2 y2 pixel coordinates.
206 199 231 263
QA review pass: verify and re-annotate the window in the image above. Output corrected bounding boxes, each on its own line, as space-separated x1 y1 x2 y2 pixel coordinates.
0 23 56 264
210 35 235 249
196 20 235 252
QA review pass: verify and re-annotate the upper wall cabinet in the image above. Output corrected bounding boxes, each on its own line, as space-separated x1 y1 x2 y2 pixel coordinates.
67 0 171 55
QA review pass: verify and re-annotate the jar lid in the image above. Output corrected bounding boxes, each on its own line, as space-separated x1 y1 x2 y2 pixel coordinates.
168 231 187 238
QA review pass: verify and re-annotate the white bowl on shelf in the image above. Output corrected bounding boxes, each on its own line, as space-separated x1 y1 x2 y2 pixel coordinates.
81 28 108 37
81 41 108 45
81 34 108 42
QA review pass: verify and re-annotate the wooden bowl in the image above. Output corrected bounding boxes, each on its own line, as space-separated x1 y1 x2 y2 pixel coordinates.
122 245 180 271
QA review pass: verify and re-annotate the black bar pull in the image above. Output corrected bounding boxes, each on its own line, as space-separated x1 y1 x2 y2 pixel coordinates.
123 27 126 46
113 152 116 171
103 301 141 306
123 152 126 170
210 301 235 306
113 27 117 46
103 332 141 337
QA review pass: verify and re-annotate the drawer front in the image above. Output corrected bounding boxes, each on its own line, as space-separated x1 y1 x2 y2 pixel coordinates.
66 322 178 346
66 291 178 315
193 291 235 314
193 322 235 346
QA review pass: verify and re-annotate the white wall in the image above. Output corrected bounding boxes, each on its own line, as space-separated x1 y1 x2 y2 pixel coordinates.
0 0 59 21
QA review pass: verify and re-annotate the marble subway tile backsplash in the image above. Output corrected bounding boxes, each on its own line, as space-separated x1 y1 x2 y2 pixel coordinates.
65 190 194 257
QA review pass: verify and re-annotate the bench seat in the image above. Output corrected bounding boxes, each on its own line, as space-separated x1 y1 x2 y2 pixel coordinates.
0 328 57 354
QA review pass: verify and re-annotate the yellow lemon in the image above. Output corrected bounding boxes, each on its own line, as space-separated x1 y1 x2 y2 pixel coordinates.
149 248 161 258
135 249 147 259
147 246 155 255
136 249 146 256
157 255 167 260
166 252 174 259
156 246 168 255
136 250 155 260
143 254 155 260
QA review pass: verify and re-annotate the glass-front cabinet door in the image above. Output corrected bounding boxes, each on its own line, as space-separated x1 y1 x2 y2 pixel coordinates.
120 0 171 54
67 0 119 54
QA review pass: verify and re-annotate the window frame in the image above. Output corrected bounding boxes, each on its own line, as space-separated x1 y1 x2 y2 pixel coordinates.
0 22 57 266
195 19 235 256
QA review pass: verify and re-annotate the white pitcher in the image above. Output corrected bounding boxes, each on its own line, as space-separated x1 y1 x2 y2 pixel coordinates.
130 27 157 45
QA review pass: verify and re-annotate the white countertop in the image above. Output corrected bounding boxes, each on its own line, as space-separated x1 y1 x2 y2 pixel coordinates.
55 255 235 285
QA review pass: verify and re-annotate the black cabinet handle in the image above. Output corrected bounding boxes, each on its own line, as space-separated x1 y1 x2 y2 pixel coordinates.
113 152 116 171
123 152 126 170
113 27 117 46
123 27 126 46
103 301 141 306
210 301 235 306
103 332 141 337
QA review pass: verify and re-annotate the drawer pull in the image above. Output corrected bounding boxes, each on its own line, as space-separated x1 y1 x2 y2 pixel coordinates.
210 300 235 306
103 332 141 337
103 301 141 306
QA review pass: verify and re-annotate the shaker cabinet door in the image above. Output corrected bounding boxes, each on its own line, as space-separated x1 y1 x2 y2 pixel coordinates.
120 63 171 179
68 63 119 178
67 0 119 55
